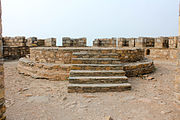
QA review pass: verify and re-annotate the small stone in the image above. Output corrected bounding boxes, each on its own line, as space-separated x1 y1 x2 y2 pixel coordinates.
154 97 160 100
106 116 113 120
62 97 67 101
161 110 172 114
143 75 148 78
22 88 29 91
87 99 92 103
80 105 88 108
25 94 33 97
146 76 154 80
158 101 166 105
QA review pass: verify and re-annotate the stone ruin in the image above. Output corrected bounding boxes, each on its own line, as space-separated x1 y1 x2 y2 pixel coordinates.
0 0 6 119
15 36 180 107
17 37 155 93
63 37 86 47
2 36 56 60
93 38 116 47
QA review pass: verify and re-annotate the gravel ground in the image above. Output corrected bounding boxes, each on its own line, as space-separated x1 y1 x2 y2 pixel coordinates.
4 60 180 120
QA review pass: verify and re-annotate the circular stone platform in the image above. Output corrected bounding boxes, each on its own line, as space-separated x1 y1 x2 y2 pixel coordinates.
17 47 155 81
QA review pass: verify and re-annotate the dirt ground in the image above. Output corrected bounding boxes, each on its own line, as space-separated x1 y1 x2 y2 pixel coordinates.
4 60 180 120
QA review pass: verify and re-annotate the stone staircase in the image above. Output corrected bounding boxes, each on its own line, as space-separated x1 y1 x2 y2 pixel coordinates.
68 49 131 93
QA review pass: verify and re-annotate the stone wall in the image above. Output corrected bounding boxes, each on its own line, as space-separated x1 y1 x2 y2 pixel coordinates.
168 36 178 48
44 38 56 47
93 38 116 47
2 36 57 60
175 49 180 108
3 46 30 59
0 0 6 119
3 36 26 47
18 58 71 81
62 37 86 47
155 37 169 48
30 47 144 64
135 37 155 48
26 37 38 47
118 38 135 48
2 36 30 60
145 48 177 60
18 47 154 81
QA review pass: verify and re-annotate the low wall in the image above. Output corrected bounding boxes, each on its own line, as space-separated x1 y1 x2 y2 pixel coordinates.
18 58 71 81
0 59 5 119
18 47 154 81
18 58 154 81
3 46 30 59
175 49 180 107
123 59 155 77
145 48 177 61
30 47 144 63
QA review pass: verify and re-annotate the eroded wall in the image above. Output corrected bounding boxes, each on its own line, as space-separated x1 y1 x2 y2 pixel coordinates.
175 49 180 108
93 38 116 47
2 36 57 60
0 0 6 119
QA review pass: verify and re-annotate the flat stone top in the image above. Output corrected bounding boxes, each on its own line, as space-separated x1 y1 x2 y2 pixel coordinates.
31 47 142 51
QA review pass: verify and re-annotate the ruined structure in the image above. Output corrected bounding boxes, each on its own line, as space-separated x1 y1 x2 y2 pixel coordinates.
92 36 178 61
118 38 136 48
17 44 155 93
176 48 180 108
93 38 116 47
2 36 56 60
0 0 6 119
16 35 180 93
63 37 86 47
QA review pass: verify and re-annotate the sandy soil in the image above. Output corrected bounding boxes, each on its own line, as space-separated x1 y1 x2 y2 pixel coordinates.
4 60 180 120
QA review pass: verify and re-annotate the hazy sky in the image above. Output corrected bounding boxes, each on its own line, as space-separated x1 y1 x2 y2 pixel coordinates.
2 0 179 46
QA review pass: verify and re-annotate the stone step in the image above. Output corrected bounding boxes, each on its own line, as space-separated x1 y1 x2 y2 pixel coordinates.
69 76 128 84
70 70 125 77
71 64 123 70
72 52 118 58
72 49 117 54
68 83 131 93
72 58 121 64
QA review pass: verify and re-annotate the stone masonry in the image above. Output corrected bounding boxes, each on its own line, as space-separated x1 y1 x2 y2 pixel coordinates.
118 38 136 48
0 0 6 119
62 37 86 47
2 36 57 60
175 48 180 108
93 38 116 47
154 37 169 48
17 47 155 89
44 38 56 47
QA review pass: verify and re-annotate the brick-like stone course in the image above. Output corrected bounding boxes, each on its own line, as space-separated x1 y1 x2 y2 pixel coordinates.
44 38 56 47
18 57 71 81
2 36 57 60
145 48 177 60
93 38 116 47
26 37 38 47
3 46 30 59
118 38 136 48
29 47 144 64
3 36 26 47
63 37 86 47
